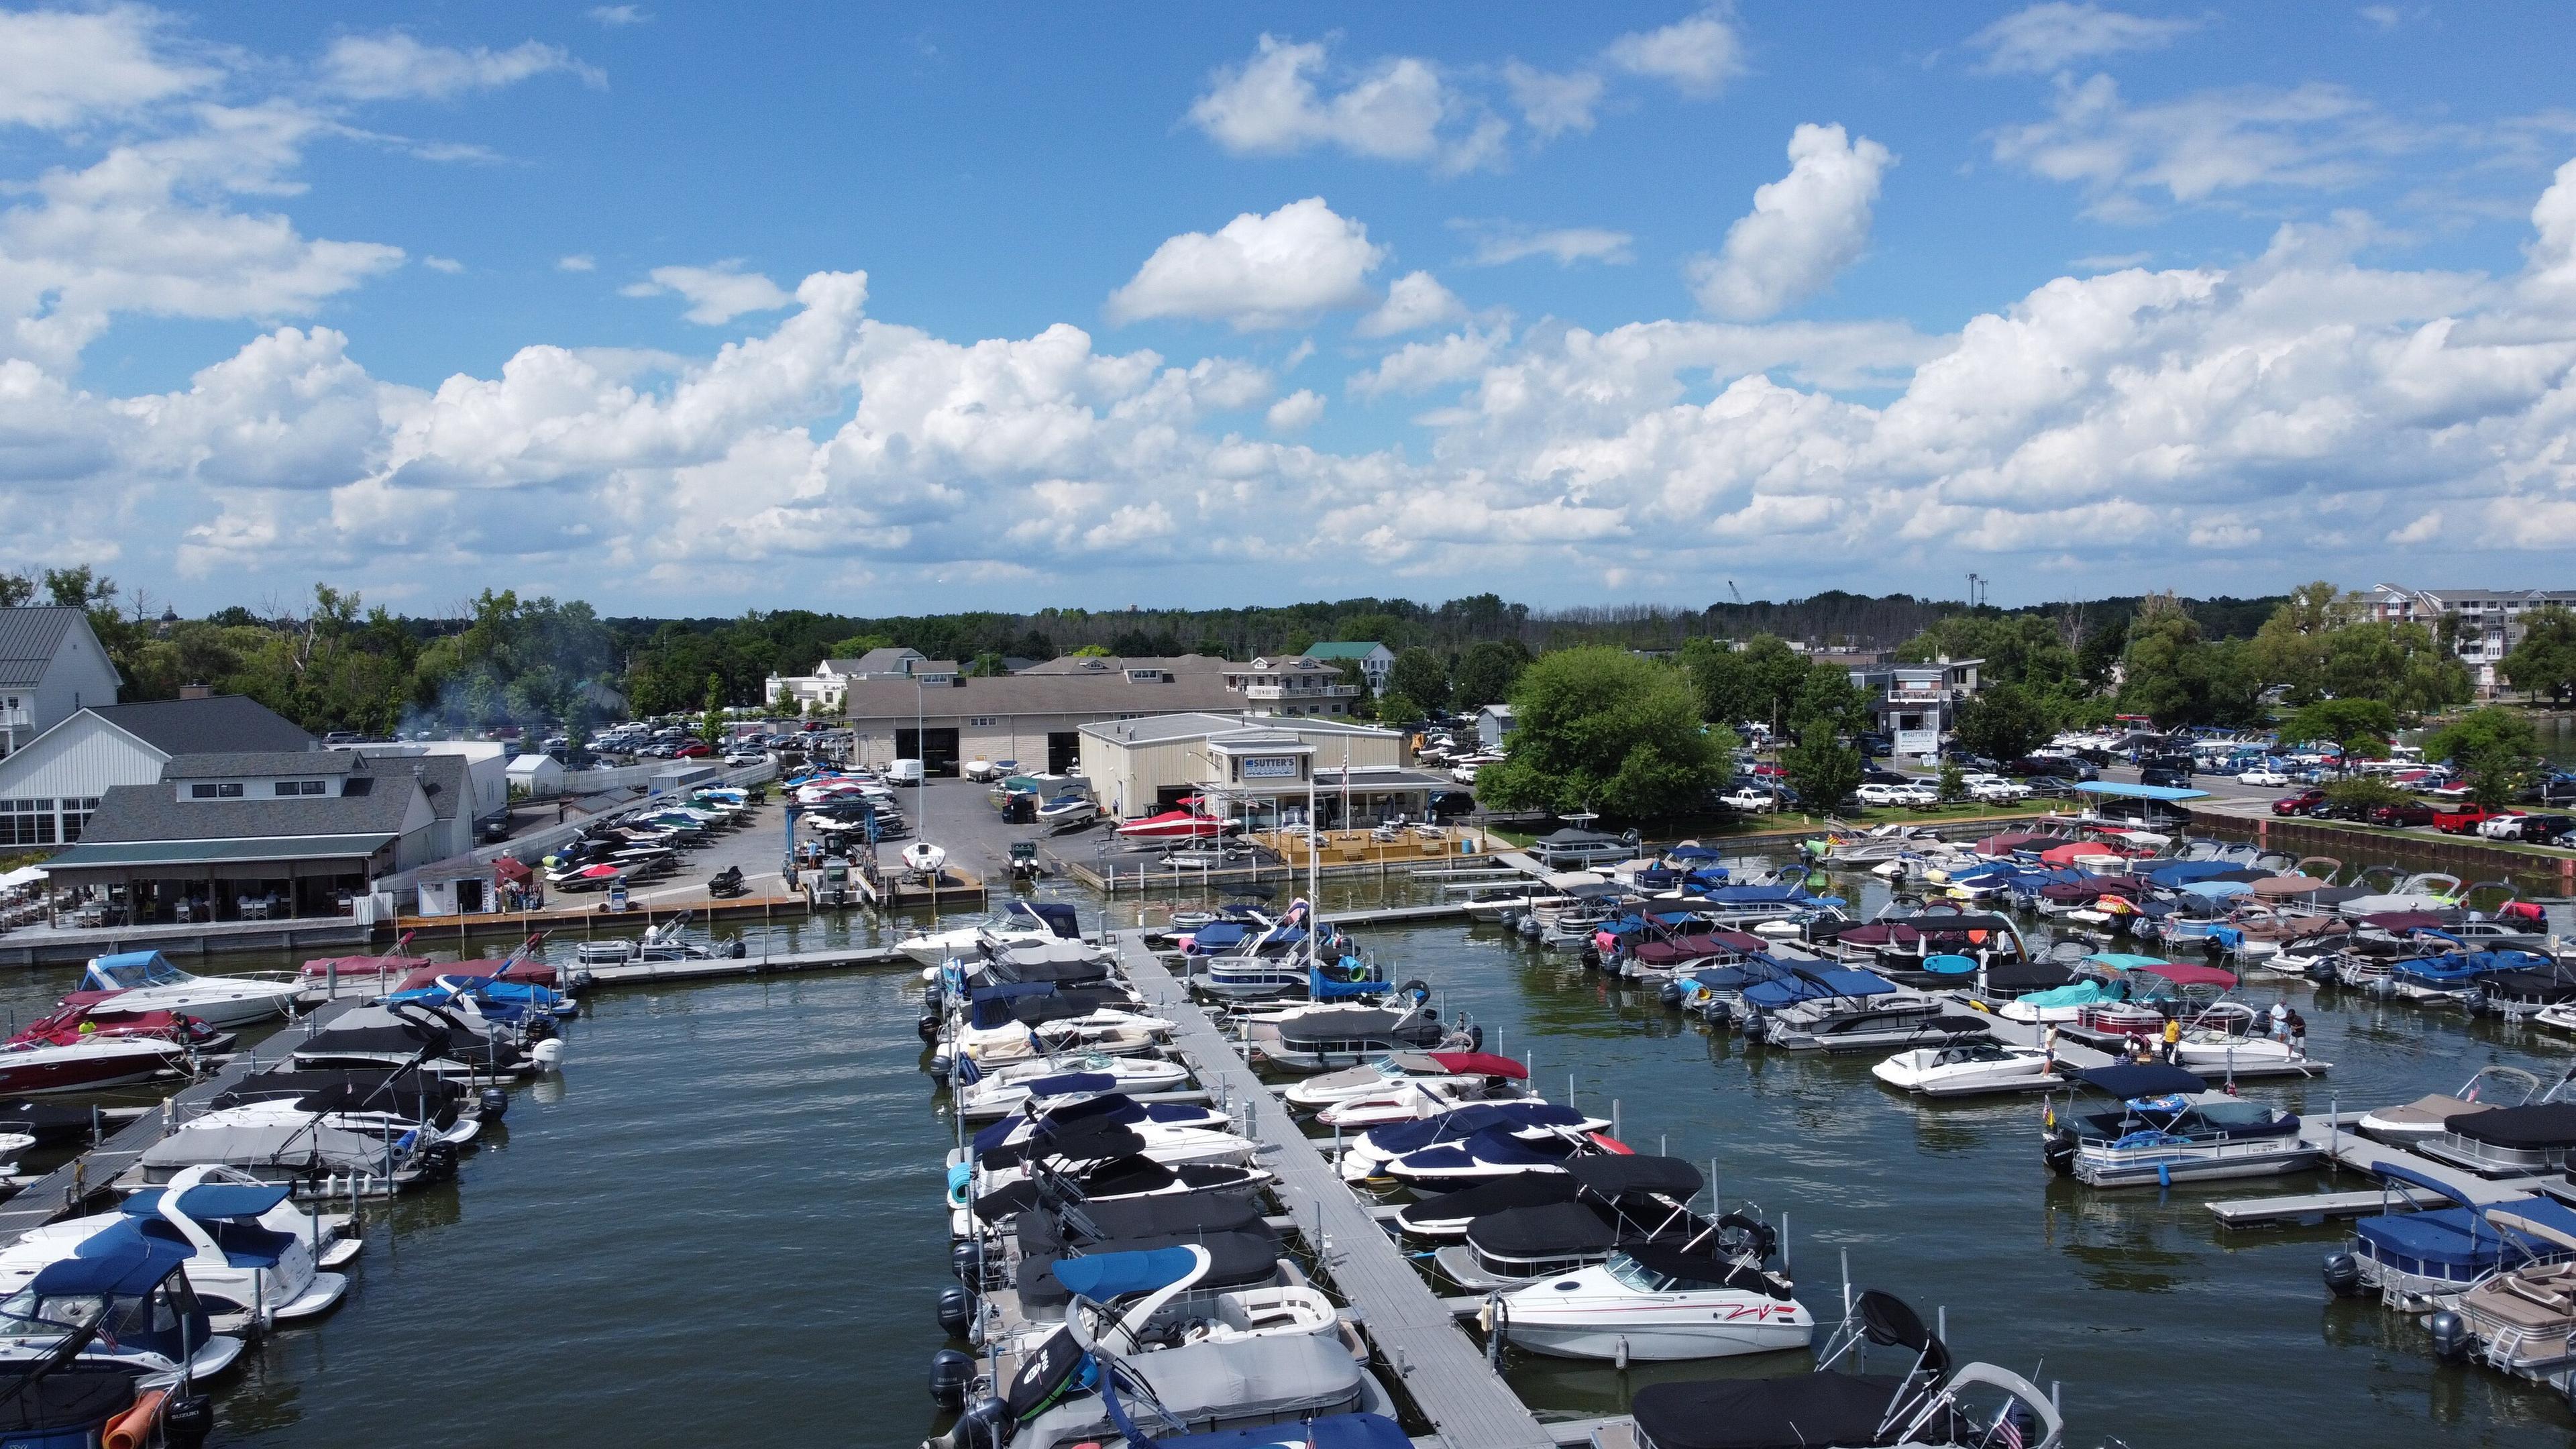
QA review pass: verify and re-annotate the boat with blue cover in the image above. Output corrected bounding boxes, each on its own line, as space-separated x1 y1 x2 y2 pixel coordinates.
0 1167 350 1334
0 1222 244 1385
2330 1163 2576 1310
2042 1063 2320 1187
1335 1101 1607 1182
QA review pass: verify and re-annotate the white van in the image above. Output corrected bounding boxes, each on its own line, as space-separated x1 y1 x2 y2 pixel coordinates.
885 758 926 786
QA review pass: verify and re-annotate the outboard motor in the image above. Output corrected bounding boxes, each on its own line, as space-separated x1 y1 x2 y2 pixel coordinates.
952 1397 1008 1449
937 1285 975 1338
950 1238 987 1287
478 1087 511 1122
163 1393 214 1449
928 1348 976 1411
2321 1252 2361 1297
2428 1309 2471 1361
1658 981 1683 1008
2041 1128 2079 1176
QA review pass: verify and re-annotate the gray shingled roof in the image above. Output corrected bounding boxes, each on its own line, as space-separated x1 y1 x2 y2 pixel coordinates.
370 751 468 821
91 696 317 756
76 773 418 845
1018 653 1230 676
0 607 82 688
163 751 357 780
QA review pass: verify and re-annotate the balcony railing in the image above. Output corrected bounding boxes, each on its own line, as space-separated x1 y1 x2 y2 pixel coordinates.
1238 683 1362 700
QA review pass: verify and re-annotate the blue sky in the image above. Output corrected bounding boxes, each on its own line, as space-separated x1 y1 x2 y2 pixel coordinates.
5 3 2576 617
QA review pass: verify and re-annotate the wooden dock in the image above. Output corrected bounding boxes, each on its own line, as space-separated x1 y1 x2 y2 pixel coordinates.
2206 1112 2554 1226
580 943 913 986
1114 932 1560 1449
0 1000 360 1246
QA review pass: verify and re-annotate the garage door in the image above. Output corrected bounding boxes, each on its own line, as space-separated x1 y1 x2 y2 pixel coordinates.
895 729 963 777
1046 731 1080 773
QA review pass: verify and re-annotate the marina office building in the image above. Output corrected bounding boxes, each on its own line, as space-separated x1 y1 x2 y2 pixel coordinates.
1077 713 1456 828
836 653 1361 777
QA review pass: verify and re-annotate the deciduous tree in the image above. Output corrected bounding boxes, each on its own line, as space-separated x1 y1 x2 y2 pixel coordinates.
1474 649 1731 822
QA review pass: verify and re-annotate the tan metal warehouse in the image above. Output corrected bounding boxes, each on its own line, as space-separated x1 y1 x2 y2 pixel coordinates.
1077 713 1407 822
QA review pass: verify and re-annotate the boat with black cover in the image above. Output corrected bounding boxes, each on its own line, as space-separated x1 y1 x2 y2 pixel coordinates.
1243 1002 1456 1073
1588 1289 2061 1449
1430 1155 1707 1291
288 1002 533 1080
2418 1102 2576 1179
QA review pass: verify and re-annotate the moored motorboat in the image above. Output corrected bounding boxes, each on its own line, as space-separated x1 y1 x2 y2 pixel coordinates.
2328 1163 2576 1311
2042 1064 2320 1187
2358 1066 2550 1144
67 951 305 1028
1871 1041 2062 1097
1495 1230 1810 1362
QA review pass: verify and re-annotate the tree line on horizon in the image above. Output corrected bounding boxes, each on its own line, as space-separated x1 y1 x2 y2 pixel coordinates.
11 566 2573 764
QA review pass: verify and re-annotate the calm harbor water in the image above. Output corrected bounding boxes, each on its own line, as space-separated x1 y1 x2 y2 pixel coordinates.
2 853 2571 1446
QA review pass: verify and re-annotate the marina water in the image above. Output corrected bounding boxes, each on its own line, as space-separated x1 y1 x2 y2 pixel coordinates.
5 855 2571 1446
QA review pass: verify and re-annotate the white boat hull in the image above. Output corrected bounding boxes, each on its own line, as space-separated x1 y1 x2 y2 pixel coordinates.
1503 1311 1813 1361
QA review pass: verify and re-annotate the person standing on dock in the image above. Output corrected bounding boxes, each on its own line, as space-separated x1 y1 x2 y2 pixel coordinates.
2043 1022 2059 1076
2286 1006 2307 1057
2268 1000 2292 1044
2160 1016 2182 1065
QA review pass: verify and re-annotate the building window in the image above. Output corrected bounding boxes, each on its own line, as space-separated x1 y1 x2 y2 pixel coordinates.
59 798 97 843
0 799 56 847
967 716 998 728
274 780 325 797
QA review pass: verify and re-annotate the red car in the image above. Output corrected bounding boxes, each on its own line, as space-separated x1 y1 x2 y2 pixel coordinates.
2433 804 2505 835
673 742 713 759
2272 788 2326 817
2369 800 2436 828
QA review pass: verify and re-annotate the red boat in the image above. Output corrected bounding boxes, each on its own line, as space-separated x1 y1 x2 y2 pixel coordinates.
8 1004 230 1053
0 1033 191 1095
300 953 437 988
1116 797 1231 841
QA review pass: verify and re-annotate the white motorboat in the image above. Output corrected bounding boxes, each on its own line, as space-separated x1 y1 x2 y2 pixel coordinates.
1315 1074 1503 1128
949 1006 1172 1068
1495 1240 1812 1362
1871 1041 2061 1097
983 1241 1352 1364
2359 1066 2551 1144
0 1167 350 1333
72 950 305 1028
954 1054 1191 1120
2339 871 2465 917
2168 1002 2306 1073
902 841 950 877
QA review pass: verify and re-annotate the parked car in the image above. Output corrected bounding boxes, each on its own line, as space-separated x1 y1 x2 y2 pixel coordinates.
1855 783 1910 808
722 750 763 767
2477 812 2530 839
674 742 713 759
2368 800 2436 828
2139 763 2194 788
1856 733 1892 757
2514 814 2575 846
2236 767 2290 788
2012 755 2098 782
2434 804 2506 835
1966 777 2032 803
1719 786 1780 814
2273 788 2328 817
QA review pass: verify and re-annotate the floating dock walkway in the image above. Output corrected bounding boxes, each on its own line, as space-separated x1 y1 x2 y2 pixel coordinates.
1114 932 1567 1449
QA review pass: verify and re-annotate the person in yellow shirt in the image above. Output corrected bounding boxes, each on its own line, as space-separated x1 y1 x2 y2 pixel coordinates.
2160 1016 2182 1065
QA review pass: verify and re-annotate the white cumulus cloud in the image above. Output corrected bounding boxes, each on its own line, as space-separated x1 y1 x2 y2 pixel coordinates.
1688 123 1894 321
0 7 215 129
320 33 604 101
557 254 596 272
1503 62 1604 139
1185 34 1499 174
1106 198 1385 331
1968 3 2200 75
621 262 793 325
1603 7 1744 97
1356 272 1468 338
1267 389 1326 433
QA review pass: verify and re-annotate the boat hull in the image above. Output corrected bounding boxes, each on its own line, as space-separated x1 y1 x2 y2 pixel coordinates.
1501 1306 1813 1361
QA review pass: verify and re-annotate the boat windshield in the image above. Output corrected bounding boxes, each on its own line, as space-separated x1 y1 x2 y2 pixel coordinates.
1605 1252 1674 1293
0 1287 170 1342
